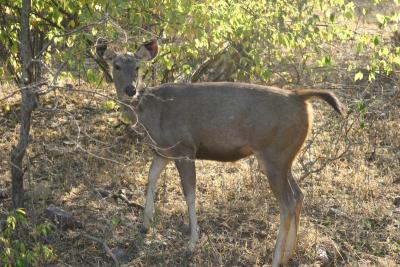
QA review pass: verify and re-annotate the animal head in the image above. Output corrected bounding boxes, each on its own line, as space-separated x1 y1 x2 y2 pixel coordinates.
96 38 158 101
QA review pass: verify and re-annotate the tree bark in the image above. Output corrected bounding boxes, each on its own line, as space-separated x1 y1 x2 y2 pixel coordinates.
11 0 36 208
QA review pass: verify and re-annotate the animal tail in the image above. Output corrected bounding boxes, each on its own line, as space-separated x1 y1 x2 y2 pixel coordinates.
295 89 347 117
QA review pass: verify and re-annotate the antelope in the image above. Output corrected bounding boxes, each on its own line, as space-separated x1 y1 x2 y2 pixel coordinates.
96 39 346 266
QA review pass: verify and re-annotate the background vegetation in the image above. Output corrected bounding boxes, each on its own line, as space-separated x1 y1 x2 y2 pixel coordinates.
0 0 399 266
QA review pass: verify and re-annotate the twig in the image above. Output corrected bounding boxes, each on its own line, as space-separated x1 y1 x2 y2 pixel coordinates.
105 15 129 43
0 81 47 102
298 116 353 182
0 90 19 102
31 19 106 61
76 143 127 165
82 233 120 267
38 103 129 166
57 86 193 161
191 47 229 82
113 193 144 210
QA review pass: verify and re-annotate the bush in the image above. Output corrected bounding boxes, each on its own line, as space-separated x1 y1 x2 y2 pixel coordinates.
0 209 55 267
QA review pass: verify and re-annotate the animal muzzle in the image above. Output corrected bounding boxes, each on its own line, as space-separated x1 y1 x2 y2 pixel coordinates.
124 85 136 96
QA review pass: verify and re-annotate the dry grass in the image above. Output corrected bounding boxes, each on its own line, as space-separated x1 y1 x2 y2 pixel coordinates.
1 3 400 265
0 71 399 266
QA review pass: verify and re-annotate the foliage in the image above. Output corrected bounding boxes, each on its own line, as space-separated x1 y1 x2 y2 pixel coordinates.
0 0 399 86
0 209 55 267
0 2 399 265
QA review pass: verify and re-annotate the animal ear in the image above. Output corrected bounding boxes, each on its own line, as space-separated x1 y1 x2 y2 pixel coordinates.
95 37 117 62
135 39 158 61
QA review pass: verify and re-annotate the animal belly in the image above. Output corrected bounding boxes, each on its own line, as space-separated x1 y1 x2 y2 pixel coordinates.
195 145 253 162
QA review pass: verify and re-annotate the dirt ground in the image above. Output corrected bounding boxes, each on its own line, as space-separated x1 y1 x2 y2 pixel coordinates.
1 65 399 266
1 3 400 266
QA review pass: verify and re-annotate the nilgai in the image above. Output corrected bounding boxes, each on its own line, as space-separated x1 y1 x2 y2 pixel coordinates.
96 39 346 266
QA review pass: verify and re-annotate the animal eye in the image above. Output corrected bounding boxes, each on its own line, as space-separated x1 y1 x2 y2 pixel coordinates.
114 64 121 70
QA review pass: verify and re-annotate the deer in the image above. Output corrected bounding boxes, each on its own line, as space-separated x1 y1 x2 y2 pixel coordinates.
96 39 346 266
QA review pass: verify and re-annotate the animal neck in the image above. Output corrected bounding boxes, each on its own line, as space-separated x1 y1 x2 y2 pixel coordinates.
118 85 147 126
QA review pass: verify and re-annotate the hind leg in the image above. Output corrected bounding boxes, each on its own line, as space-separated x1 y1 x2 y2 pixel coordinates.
287 171 304 254
257 152 302 267
175 159 198 254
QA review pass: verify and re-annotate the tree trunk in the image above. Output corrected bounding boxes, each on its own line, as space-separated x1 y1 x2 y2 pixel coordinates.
11 0 36 208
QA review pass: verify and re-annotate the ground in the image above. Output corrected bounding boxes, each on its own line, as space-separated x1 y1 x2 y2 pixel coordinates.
1 2 400 265
0 72 399 266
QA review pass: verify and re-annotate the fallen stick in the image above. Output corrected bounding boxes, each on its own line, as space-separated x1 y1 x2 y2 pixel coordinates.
113 193 144 210
82 233 120 267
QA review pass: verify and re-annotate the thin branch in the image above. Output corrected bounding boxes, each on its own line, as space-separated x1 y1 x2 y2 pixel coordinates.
82 233 120 267
191 47 229 83
113 193 144 210
31 11 63 30
0 81 47 102
49 0 76 20
32 19 106 61
298 116 354 182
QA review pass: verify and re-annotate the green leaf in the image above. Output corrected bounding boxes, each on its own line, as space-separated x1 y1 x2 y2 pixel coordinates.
16 208 26 216
42 245 54 259
356 101 367 112
376 14 385 24
329 12 335 22
344 11 353 19
86 69 99 84
392 56 400 66
356 42 364 54
119 113 131 124
278 34 290 47
319 56 331 66
182 64 192 75
4 103 11 113
354 71 364 81
111 218 120 226
164 58 174 70
373 36 379 46
368 72 376 81
6 216 16 230
57 15 63 26
102 100 117 111
362 8 367 15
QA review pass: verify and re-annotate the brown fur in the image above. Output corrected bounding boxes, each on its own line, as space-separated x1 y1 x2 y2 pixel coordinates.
132 83 345 266
135 83 344 163
295 89 347 116
99 40 346 266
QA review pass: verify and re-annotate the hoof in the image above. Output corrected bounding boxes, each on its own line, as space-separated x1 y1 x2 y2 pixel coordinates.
139 224 149 234
179 223 190 235
183 248 194 258
184 241 196 258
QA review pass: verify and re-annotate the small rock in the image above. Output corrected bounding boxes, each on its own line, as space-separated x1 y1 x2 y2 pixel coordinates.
0 190 8 199
0 220 5 232
377 257 397 266
393 196 400 207
95 188 110 197
328 208 349 219
316 246 330 266
43 204 81 230
393 207 400 214
111 247 130 262
25 186 51 201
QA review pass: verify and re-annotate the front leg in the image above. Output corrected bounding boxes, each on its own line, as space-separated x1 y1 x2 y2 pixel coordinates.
141 154 169 233
175 159 198 255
